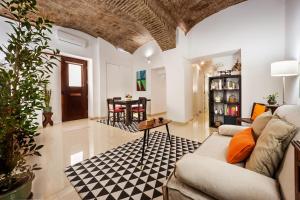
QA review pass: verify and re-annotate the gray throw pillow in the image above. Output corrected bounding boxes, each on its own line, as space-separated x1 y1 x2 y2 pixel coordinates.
246 116 296 177
251 111 273 139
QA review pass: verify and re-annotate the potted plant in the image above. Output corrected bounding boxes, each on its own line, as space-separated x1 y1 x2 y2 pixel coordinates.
0 0 59 199
264 92 279 105
125 94 132 101
43 84 52 113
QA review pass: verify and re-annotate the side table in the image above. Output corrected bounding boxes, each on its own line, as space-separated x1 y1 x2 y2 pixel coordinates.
266 104 280 114
137 119 172 166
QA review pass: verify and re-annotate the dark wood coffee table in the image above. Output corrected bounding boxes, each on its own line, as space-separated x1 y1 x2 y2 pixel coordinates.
137 119 172 165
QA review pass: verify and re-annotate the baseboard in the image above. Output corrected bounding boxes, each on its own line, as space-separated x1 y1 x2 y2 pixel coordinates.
149 112 167 117
171 121 189 125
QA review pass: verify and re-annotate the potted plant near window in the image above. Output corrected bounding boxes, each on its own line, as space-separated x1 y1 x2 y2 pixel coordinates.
0 0 59 199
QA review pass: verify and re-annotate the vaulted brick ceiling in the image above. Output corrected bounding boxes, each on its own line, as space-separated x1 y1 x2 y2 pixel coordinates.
0 0 246 53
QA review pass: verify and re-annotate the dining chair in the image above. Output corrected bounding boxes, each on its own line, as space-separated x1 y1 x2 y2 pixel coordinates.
107 98 125 126
132 97 144 108
132 97 147 122
113 97 125 109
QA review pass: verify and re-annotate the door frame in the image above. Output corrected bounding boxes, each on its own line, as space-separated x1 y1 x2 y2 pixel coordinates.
61 56 88 122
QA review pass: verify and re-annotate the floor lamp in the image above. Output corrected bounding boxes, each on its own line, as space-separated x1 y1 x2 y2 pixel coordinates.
271 60 299 104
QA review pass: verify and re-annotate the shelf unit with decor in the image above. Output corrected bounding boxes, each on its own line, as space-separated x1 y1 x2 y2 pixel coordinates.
209 75 242 128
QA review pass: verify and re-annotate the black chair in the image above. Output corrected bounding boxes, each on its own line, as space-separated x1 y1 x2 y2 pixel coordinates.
132 97 147 122
107 98 125 126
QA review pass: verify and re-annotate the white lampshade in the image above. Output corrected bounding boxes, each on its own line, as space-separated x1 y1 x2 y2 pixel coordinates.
271 60 299 77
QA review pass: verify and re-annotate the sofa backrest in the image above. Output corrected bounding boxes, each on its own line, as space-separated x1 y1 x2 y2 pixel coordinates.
274 105 300 200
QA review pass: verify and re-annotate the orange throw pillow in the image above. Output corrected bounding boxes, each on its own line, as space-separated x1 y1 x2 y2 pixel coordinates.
227 128 255 164
251 104 266 120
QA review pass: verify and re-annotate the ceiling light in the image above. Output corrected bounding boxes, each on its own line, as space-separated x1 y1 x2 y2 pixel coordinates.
145 48 154 58
200 61 205 66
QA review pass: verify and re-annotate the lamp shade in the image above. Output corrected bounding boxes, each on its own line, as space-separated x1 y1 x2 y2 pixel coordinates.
271 60 299 77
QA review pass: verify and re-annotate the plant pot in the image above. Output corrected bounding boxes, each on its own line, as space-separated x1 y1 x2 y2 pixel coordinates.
43 106 52 112
0 173 34 200
267 100 277 105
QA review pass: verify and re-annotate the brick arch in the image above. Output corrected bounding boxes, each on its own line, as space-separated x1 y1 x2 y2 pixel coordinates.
0 0 246 53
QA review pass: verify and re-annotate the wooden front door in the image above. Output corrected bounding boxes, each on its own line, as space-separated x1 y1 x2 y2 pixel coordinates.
61 56 88 122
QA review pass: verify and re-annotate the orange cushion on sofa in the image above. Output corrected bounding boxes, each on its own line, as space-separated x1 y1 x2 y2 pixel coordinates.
227 128 255 164
251 104 266 120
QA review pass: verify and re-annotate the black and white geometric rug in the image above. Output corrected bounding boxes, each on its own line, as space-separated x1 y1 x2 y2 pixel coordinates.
65 131 201 200
98 119 139 133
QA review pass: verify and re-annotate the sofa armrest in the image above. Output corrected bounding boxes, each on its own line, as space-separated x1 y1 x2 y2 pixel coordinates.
218 125 248 136
175 154 281 200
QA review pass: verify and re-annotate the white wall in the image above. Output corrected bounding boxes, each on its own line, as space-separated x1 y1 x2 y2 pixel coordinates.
131 41 158 100
187 0 285 117
98 38 135 117
285 0 300 105
192 64 207 114
150 67 167 115
106 63 132 98
132 28 194 123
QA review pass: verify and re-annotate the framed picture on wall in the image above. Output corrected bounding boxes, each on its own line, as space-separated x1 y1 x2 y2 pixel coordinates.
137 70 146 91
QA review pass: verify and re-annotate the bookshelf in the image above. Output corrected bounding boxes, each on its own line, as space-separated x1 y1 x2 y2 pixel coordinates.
209 75 241 128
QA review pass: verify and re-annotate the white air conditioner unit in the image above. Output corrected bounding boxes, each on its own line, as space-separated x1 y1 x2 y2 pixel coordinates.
57 30 88 48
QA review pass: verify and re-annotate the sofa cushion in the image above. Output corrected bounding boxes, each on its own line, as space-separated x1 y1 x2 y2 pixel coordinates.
274 105 300 200
227 128 255 164
218 125 248 137
251 110 272 139
246 116 297 177
175 154 281 200
163 172 214 200
194 134 244 167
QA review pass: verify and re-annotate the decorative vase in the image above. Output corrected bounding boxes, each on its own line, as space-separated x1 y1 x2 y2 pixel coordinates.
0 173 34 200
228 95 237 103
268 99 277 105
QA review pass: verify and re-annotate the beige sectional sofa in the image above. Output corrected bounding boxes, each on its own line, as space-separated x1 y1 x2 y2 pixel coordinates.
163 105 300 200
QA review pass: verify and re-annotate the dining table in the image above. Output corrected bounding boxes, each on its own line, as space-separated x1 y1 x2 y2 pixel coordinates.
114 98 151 126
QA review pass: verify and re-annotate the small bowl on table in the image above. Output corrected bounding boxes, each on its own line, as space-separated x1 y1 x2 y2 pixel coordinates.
158 117 164 123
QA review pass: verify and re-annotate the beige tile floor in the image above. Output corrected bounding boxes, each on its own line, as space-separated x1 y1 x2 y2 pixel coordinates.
30 113 211 199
